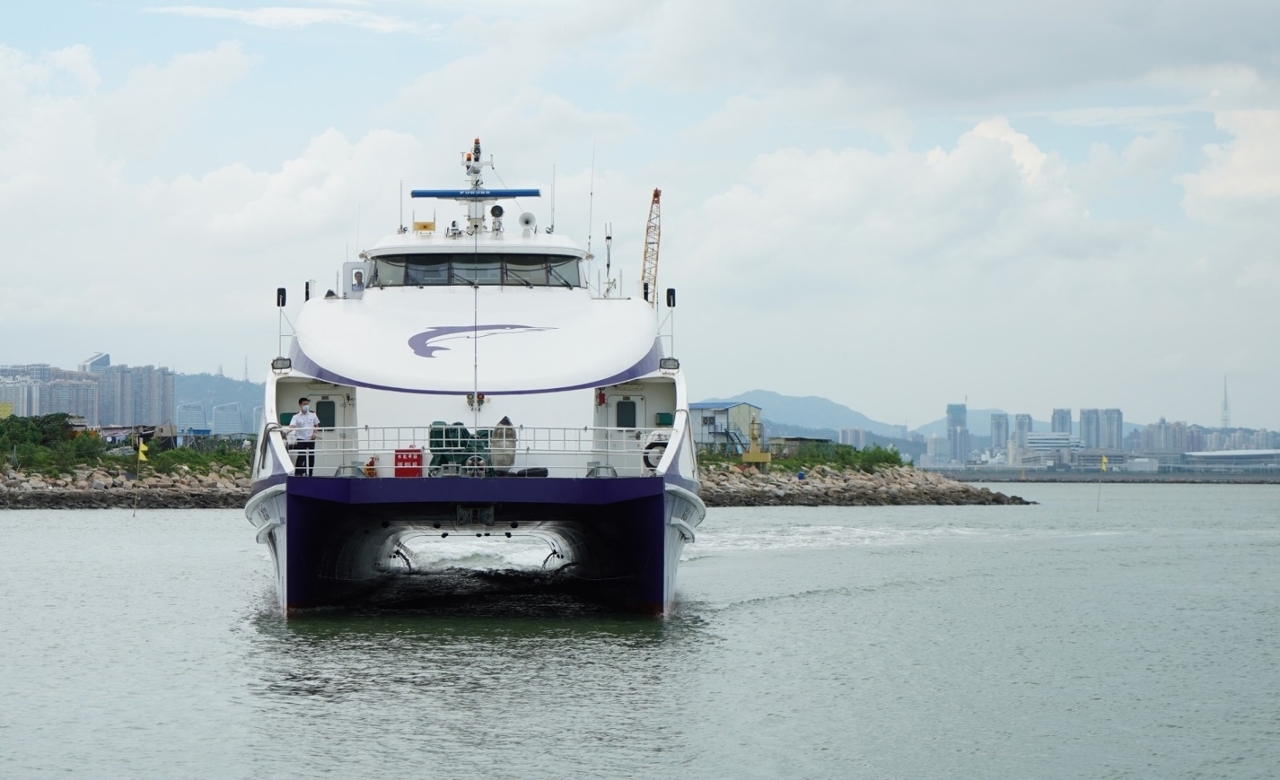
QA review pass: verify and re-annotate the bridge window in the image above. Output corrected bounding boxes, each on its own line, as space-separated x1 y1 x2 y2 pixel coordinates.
453 259 501 285
506 258 547 286
371 254 583 288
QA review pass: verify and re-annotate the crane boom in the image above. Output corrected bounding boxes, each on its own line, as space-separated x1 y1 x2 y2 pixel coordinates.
640 188 661 308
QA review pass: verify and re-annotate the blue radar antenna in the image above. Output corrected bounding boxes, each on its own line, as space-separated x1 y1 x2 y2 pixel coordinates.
410 189 541 199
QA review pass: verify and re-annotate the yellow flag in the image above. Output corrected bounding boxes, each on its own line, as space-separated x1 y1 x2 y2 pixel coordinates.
1100 454 1108 472
138 439 149 462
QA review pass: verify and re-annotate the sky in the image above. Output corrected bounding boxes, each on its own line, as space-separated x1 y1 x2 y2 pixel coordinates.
2 1 1279 429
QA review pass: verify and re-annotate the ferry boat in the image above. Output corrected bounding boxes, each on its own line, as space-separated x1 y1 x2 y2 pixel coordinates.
245 139 705 615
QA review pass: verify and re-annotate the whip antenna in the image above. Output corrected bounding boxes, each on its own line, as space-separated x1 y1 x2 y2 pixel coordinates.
546 165 556 234
586 143 595 256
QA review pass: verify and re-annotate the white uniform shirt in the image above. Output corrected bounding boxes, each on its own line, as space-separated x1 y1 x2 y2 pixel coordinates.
292 410 320 441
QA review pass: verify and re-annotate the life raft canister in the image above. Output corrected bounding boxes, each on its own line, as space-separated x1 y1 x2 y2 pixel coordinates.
644 442 666 469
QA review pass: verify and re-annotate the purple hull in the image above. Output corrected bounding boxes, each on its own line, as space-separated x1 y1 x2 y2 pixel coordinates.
278 475 672 613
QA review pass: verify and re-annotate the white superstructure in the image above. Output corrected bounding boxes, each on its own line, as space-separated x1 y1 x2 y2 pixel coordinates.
246 139 704 615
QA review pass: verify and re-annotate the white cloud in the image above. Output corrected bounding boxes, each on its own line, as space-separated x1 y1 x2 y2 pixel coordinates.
374 16 638 192
684 79 914 149
1147 64 1278 110
0 44 102 107
97 42 256 158
1180 110 1280 214
147 5 434 34
0 123 427 373
0 43 418 374
617 0 1280 104
970 118 1049 181
1122 127 1181 176
40 45 101 91
666 117 1280 425
4 3 1280 427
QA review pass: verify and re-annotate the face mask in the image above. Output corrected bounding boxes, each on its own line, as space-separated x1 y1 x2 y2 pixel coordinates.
301 405 310 412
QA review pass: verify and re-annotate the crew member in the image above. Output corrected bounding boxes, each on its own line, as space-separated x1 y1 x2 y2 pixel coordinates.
290 397 320 476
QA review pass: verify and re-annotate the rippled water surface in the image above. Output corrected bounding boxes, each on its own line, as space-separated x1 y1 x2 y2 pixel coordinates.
2 484 1278 778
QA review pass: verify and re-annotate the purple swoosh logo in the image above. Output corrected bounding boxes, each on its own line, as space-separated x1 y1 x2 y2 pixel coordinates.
408 324 553 358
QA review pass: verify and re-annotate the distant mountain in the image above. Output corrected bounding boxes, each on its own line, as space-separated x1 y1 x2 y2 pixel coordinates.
696 390 904 437
761 420 840 442
174 373 265 433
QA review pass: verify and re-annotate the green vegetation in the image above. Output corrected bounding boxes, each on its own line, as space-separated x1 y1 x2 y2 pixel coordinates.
700 442 907 473
1 414 106 474
2 413 251 475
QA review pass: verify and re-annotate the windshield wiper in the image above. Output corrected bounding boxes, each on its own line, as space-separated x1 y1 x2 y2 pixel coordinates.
547 266 574 289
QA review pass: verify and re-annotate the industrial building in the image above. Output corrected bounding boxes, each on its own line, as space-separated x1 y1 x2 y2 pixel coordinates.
177 402 208 432
212 403 244 435
690 401 760 453
1180 450 1280 473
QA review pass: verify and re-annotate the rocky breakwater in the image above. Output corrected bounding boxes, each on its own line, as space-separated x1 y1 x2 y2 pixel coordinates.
698 463 1031 507
0 464 251 509
2 462 1029 510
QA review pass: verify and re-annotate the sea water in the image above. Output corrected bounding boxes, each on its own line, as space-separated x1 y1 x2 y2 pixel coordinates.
1 483 1277 779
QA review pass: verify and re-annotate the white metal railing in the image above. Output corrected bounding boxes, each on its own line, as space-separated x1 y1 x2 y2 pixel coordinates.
276 424 676 479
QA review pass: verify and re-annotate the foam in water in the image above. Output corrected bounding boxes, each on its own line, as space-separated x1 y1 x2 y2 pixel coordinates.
400 533 553 571
695 524 989 552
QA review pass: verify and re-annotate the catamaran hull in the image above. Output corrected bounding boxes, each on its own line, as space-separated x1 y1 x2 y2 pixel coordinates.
246 476 703 615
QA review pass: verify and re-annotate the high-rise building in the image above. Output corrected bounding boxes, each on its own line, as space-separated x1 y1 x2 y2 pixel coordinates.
1079 409 1102 449
1141 418 1189 453
98 366 132 425
946 403 969 463
1221 376 1230 429
143 366 175 425
1051 408 1072 434
40 379 100 426
77 353 110 374
0 364 53 382
99 364 175 426
1102 409 1124 449
0 378 40 417
990 413 1009 453
925 436 951 467
839 428 872 448
1013 414 1033 449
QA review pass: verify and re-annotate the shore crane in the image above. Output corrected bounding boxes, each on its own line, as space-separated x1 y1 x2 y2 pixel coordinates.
640 188 661 308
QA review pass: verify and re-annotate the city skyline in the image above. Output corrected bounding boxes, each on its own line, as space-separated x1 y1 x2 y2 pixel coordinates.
916 399 1280 471
0 351 1268 436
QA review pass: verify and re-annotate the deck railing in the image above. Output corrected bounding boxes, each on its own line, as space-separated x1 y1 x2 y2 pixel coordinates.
275 424 675 479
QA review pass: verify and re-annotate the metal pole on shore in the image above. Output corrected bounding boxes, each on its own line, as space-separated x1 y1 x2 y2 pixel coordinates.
1096 455 1108 512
